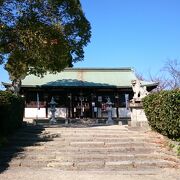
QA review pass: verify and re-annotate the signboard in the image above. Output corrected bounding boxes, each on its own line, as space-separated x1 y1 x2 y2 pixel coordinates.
98 96 102 102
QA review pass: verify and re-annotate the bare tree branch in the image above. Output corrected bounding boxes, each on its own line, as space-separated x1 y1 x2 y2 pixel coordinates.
162 59 180 89
148 59 180 91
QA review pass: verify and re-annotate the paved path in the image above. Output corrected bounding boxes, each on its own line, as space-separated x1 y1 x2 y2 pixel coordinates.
0 124 180 180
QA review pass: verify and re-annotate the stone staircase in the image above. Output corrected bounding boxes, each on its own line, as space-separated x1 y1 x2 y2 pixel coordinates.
0 124 180 174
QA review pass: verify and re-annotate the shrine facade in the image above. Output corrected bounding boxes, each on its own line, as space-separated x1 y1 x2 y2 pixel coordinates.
3 68 157 119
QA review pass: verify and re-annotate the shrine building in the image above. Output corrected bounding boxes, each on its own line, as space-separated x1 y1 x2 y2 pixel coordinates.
3 68 157 119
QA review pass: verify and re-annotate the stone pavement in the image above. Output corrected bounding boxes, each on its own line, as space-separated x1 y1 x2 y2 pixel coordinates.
0 124 180 180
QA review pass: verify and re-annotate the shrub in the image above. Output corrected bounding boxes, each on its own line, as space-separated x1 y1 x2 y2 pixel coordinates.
143 89 180 139
0 91 25 137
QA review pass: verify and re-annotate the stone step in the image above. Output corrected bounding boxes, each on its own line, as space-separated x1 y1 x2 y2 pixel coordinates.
8 136 54 141
10 131 151 137
44 127 129 131
53 137 157 143
57 129 152 133
16 130 45 134
13 131 60 137
43 127 139 132
48 128 128 131
4 166 169 176
15 128 46 134
27 146 159 154
7 159 49 168
9 136 153 142
7 158 178 171
3 152 178 170
0 145 45 153
0 150 160 159
48 160 178 170
14 153 178 164
51 131 143 136
61 154 179 163
8 136 52 141
58 130 150 134
44 142 160 150
6 141 46 147
68 141 159 148
58 134 155 139
1 125 179 174
7 137 158 146
18 127 47 132
4 149 169 159
104 160 178 170
0 147 162 159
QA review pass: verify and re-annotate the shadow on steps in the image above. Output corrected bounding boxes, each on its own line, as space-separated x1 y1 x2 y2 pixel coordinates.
0 124 55 173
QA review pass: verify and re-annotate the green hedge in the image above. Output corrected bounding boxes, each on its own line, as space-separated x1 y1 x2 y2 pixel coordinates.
143 90 180 139
0 91 25 137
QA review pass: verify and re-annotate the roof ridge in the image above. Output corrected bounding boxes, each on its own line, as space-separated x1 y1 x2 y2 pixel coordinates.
64 67 133 71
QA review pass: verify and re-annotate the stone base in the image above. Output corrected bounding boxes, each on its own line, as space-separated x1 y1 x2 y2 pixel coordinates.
106 119 114 125
130 121 149 128
129 101 148 128
65 119 69 125
50 119 57 125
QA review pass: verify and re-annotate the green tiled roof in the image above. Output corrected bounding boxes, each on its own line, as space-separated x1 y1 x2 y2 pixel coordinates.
21 68 157 88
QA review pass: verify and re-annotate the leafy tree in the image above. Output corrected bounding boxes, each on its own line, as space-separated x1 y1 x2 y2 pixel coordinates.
0 0 91 93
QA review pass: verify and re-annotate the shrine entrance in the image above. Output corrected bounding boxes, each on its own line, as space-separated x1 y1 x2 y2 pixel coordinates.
23 88 133 119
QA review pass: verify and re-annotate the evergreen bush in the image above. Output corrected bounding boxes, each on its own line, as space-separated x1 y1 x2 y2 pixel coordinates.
143 90 180 139
0 91 24 137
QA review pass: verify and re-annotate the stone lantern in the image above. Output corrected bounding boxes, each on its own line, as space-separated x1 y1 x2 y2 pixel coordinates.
106 97 114 125
49 97 57 124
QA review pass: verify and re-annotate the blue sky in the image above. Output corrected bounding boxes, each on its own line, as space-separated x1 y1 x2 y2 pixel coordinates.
0 0 180 87
75 0 180 75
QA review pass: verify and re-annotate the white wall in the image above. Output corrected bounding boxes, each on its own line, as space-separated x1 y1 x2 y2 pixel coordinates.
25 108 46 118
24 107 130 119
97 108 130 118
24 107 67 118
118 108 131 118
